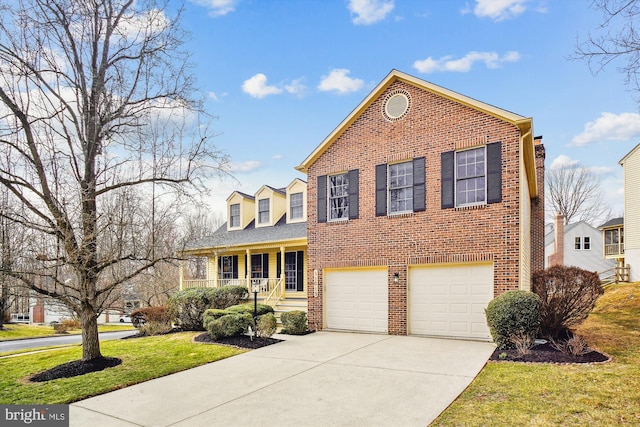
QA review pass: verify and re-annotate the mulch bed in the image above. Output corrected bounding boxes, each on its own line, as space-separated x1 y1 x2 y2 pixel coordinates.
194 332 283 349
29 356 122 382
489 342 610 364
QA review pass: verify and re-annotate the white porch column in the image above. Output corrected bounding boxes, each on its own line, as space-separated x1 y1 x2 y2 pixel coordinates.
246 249 252 293
179 261 184 291
213 252 219 287
280 246 286 298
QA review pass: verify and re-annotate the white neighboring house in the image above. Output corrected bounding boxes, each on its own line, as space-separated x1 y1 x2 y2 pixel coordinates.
545 213 615 273
620 143 640 282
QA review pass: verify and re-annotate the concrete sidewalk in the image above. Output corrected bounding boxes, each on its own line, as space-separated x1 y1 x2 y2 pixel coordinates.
70 332 495 427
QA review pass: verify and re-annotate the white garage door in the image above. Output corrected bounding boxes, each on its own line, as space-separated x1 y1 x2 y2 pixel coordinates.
409 263 493 339
325 268 388 333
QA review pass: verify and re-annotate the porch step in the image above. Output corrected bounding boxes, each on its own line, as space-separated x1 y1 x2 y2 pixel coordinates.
272 297 308 325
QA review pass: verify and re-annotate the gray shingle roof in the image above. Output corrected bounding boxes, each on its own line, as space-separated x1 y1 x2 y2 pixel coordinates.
185 216 307 251
599 217 623 229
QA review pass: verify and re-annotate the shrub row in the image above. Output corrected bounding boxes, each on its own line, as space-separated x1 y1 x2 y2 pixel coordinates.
203 303 275 340
168 286 248 331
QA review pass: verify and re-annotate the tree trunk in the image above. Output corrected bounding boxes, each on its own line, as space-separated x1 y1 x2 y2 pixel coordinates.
80 302 102 361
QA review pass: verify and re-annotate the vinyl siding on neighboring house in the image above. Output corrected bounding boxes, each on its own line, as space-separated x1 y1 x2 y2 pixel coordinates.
621 144 640 282
544 221 614 272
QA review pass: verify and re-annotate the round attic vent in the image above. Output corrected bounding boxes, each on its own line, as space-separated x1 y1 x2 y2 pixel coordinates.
383 90 411 121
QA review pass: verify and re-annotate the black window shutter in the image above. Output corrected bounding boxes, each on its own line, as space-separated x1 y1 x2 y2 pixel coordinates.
375 164 387 216
218 257 222 279
233 255 239 279
413 157 426 212
296 251 304 291
317 175 327 223
263 253 269 278
487 142 502 204
276 252 281 278
348 169 359 219
441 151 455 209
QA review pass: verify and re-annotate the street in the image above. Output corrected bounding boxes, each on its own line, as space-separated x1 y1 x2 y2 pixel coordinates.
0 330 138 353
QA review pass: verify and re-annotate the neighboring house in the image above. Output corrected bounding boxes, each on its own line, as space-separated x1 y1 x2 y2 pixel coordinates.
545 212 615 273
296 69 545 340
599 217 627 283
180 179 308 314
620 143 640 282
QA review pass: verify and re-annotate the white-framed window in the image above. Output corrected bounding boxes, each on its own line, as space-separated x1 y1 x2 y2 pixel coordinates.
229 203 240 228
575 236 591 250
455 146 486 207
219 256 235 280
328 173 349 221
584 236 591 250
575 236 582 250
258 198 270 224
290 192 303 219
388 161 413 214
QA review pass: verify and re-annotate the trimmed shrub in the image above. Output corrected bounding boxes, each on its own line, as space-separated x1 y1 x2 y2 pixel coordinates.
485 290 541 350
206 312 253 340
131 306 172 336
168 287 221 331
168 286 249 331
226 302 274 316
532 265 603 339
213 285 249 309
60 318 81 330
202 309 229 331
256 313 277 338
280 310 308 335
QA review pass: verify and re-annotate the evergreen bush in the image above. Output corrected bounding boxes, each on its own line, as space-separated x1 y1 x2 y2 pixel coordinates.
485 290 541 350
280 310 308 335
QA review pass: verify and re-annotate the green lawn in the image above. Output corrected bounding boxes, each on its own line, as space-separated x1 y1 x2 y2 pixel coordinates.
0 323 135 341
0 332 244 404
432 282 640 426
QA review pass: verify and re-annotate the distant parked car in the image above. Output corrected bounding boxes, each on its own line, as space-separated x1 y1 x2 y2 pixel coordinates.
119 315 132 323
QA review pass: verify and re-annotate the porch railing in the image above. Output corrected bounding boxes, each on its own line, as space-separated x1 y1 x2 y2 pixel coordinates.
181 277 283 300
262 277 284 307
604 243 624 257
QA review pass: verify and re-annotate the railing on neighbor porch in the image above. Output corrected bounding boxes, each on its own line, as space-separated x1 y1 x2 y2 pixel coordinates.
181 277 285 306
604 243 624 257
599 264 630 286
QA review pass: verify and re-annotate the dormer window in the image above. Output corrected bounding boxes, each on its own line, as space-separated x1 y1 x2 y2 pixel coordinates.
290 192 303 220
258 198 270 224
229 204 240 228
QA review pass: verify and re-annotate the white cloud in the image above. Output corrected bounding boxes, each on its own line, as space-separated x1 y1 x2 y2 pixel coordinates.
229 160 262 173
188 0 238 17
285 78 306 96
348 0 394 25
272 154 284 160
571 112 640 146
467 0 530 21
242 74 283 99
550 154 580 170
317 69 364 94
413 51 520 73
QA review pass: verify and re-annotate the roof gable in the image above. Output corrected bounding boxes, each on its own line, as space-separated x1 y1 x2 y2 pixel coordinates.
296 69 534 173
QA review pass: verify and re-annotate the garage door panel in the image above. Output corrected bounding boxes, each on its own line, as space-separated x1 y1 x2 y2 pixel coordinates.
409 263 493 340
325 269 388 333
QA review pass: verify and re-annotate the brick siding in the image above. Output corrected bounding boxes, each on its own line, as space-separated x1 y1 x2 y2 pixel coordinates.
306 80 540 335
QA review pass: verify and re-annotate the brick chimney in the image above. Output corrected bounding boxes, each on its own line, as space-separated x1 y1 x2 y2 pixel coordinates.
548 212 565 267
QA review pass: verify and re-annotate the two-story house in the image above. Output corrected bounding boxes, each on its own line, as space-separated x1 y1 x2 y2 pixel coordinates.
180 178 308 313
296 70 545 339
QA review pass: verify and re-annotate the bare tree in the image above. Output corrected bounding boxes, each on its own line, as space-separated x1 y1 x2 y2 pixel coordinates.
0 0 228 361
546 164 611 225
575 0 640 102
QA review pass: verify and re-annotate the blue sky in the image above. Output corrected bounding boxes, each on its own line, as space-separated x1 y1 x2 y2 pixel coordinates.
178 0 640 221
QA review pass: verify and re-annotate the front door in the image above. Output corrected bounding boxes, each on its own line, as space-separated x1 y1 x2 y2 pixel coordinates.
279 251 304 292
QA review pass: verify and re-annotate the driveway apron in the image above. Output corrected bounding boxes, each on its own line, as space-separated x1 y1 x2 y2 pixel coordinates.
70 332 495 427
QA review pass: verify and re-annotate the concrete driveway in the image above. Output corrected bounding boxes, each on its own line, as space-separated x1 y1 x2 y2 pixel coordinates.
70 332 495 427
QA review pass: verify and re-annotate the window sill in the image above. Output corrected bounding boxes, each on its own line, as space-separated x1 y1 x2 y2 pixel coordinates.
454 203 487 211
387 211 414 218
